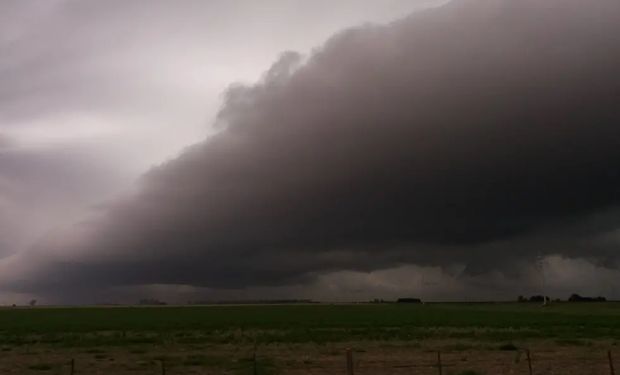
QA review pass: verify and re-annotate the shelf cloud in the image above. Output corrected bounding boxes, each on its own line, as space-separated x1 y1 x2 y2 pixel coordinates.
2 0 620 302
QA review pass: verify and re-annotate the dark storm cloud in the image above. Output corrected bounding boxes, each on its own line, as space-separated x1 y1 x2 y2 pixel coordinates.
0 0 443 264
3 0 620 299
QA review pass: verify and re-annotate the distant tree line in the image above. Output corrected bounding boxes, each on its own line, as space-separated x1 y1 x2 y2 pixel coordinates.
518 294 607 302
567 293 607 302
368 298 423 304
138 298 167 305
396 298 422 304
187 299 315 305
517 295 550 303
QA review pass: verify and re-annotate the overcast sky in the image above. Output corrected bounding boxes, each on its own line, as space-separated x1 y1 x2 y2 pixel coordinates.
1 0 620 304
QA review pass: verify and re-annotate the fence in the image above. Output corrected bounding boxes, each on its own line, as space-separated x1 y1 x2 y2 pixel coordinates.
5 346 616 374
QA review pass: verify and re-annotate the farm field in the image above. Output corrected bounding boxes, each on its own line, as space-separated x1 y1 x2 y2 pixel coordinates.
0 303 619 374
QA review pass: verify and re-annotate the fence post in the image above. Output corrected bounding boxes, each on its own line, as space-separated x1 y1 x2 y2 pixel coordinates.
437 351 443 375
161 359 166 375
346 348 354 375
70 358 74 375
525 349 533 375
253 343 258 375
609 350 616 375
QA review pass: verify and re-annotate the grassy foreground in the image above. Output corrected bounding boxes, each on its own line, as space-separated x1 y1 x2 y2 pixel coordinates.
1 302 619 346
1 303 619 374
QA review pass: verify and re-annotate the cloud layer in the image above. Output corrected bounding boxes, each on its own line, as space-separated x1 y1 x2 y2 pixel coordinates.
0 0 436 258
2 0 620 302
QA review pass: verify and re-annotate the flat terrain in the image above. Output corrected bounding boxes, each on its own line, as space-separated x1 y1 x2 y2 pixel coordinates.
0 303 619 374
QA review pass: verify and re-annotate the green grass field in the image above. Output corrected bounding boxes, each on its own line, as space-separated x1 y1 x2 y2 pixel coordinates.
1 303 619 374
1 302 619 346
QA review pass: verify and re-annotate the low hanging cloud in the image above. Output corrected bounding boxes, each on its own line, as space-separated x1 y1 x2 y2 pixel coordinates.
2 0 620 302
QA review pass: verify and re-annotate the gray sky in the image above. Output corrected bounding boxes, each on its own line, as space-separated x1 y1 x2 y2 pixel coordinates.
1 0 620 304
